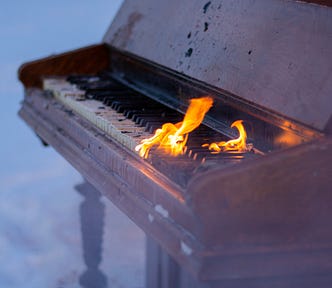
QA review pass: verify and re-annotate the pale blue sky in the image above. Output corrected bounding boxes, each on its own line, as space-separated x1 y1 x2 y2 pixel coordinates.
0 0 123 175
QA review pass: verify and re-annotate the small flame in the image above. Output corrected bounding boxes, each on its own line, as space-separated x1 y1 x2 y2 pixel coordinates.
202 120 248 153
135 96 213 158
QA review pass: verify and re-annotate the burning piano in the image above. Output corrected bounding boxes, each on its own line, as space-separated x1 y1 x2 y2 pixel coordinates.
18 0 332 287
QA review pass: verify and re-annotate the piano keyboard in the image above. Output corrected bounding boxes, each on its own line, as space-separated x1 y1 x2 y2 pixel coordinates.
43 74 257 187
43 75 253 163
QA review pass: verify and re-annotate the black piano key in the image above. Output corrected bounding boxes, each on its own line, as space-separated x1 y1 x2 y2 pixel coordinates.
111 99 147 111
124 105 172 118
147 124 163 133
135 115 175 126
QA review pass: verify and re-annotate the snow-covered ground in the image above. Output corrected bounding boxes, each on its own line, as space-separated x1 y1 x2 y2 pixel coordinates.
0 1 145 287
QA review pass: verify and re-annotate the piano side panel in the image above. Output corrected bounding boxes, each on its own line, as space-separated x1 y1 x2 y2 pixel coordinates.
186 137 332 277
18 44 110 88
188 137 332 247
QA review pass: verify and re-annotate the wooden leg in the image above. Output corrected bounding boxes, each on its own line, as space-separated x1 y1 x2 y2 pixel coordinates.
146 237 209 288
76 181 107 288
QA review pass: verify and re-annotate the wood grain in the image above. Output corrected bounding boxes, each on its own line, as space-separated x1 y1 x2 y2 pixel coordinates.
18 44 110 88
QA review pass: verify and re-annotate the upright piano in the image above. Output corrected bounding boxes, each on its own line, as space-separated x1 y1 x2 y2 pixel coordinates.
18 0 332 287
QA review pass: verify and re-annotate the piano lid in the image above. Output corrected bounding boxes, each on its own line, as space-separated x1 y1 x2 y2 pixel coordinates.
103 0 332 132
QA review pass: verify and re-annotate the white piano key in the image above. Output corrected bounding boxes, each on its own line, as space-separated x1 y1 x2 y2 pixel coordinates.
43 77 153 153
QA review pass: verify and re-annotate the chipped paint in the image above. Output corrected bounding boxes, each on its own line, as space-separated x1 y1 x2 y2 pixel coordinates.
148 213 154 223
154 204 169 218
180 241 193 256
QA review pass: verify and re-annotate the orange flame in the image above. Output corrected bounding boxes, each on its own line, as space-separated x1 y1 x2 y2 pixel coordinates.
202 120 248 153
135 96 213 158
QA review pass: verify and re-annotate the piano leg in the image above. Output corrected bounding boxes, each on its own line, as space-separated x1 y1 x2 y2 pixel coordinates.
76 181 107 288
146 237 208 288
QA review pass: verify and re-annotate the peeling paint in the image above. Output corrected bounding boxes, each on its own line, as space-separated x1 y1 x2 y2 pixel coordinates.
154 204 169 218
180 241 192 256
148 213 154 223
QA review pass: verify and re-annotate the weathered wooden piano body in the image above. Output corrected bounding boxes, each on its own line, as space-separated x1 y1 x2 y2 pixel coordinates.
18 0 332 287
